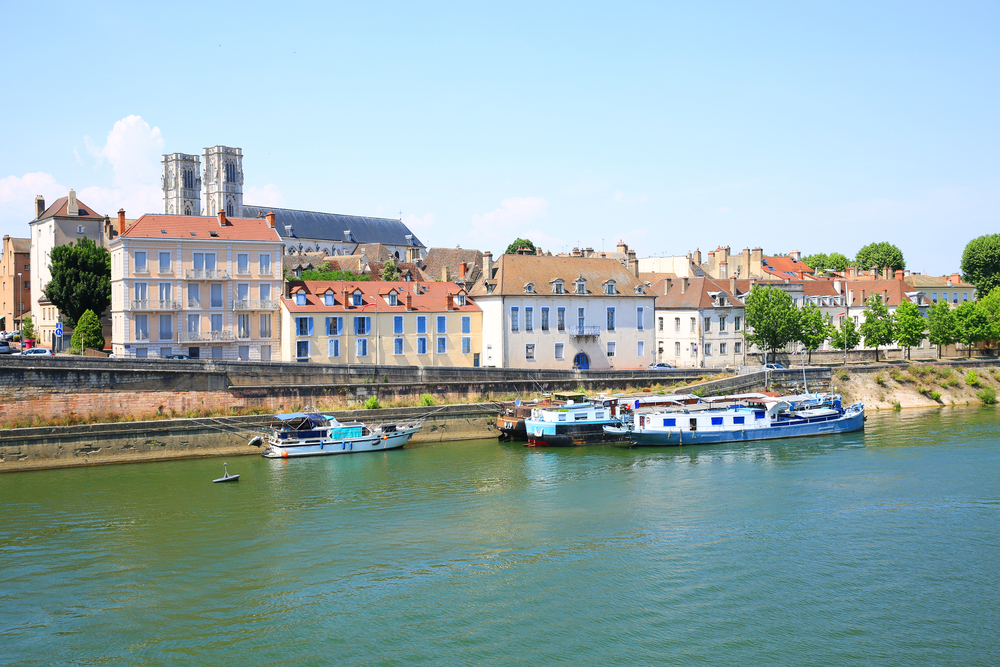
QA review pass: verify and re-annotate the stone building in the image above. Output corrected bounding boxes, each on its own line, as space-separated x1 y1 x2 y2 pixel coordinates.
0 236 30 332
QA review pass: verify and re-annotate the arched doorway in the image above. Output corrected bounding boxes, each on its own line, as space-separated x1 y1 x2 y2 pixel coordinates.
573 352 590 370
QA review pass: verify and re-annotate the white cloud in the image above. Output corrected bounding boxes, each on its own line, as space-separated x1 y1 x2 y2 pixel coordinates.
718 206 732 214
85 115 164 190
402 212 435 234
0 172 69 233
245 184 286 208
469 196 548 241
614 190 625 202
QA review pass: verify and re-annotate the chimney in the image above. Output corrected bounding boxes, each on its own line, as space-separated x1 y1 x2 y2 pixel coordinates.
834 279 842 294
692 248 702 264
883 266 891 280
730 276 737 295
904 270 911 277
750 248 763 276
442 266 450 282
946 278 952 287
118 208 126 232
218 209 227 226
951 272 962 284
342 288 350 308
790 250 801 262
35 195 45 219
405 292 413 311
895 269 904 280
681 277 689 294
665 278 673 291
718 261 728 279
67 189 79 216
627 249 638 277
617 240 628 254
459 261 467 279
446 293 454 311
483 251 493 279
266 211 276 228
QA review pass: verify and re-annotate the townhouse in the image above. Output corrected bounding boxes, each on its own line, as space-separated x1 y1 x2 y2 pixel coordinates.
110 210 284 360
280 280 482 366
651 276 748 369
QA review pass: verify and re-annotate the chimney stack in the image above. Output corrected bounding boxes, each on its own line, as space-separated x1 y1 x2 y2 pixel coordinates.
218 209 227 226
67 189 79 217
266 211 276 228
405 292 413 311
895 269 904 280
446 293 454 311
483 251 493 279
118 209 126 231
730 276 737 295
718 261 728 279
627 249 638 277
442 266 451 282
951 272 962 284
342 287 350 308
35 195 45 219
459 261 467 279
790 250 801 262
681 277 689 294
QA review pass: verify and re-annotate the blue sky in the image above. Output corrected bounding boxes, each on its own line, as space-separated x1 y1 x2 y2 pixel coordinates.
2 1 998 275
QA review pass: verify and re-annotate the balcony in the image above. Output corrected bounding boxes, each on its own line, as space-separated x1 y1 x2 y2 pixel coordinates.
128 300 182 311
133 266 150 275
233 299 279 311
185 269 231 280
258 267 273 276
179 330 235 342
157 267 174 275
570 326 601 338
236 267 252 276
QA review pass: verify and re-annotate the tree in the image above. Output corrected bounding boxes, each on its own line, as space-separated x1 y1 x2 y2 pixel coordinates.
892 300 926 360
71 309 105 350
380 259 400 281
975 286 1000 352
831 317 861 364
801 252 850 274
796 302 832 363
960 233 1000 297
854 241 905 273
21 314 35 341
299 264 369 281
859 294 894 363
927 299 958 359
743 285 800 363
954 300 990 358
43 238 111 327
504 238 536 255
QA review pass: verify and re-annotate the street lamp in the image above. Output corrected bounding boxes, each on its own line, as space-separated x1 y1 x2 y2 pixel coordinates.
16 272 22 334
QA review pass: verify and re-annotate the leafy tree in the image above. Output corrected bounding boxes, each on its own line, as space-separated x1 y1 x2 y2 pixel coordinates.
859 294 894 363
70 309 105 350
960 233 1000 297
796 302 832 363
976 286 1000 351
299 265 369 281
801 252 850 274
380 259 400 281
43 238 111 327
504 238 536 255
744 285 800 364
831 317 861 364
892 300 926 360
854 241 905 273
21 314 35 341
927 299 958 359
954 300 991 358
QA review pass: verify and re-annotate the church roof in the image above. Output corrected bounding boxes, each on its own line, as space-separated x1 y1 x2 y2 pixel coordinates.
242 205 425 248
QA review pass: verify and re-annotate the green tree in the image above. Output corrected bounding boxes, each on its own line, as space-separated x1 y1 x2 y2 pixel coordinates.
831 317 861 364
801 252 850 274
744 285 800 364
892 300 926 360
299 265 369 281
43 238 111 327
927 299 958 359
859 294 894 363
504 238 536 255
854 241 905 273
796 302 832 363
380 259 400 281
21 314 35 341
954 300 990 358
976 285 1000 351
960 233 1000 297
70 309 105 350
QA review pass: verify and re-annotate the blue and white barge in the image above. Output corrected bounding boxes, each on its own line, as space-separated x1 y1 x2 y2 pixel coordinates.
250 412 423 458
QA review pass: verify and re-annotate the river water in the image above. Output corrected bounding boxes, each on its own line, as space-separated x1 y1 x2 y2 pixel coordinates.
2 407 998 666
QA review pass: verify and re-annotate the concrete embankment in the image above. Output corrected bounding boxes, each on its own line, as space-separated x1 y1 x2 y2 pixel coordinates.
830 359 1000 410
0 404 500 473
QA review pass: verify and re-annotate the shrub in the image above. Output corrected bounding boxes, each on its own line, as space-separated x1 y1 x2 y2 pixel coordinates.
944 376 960 388
921 389 942 402
873 371 887 386
363 396 381 410
419 393 436 407
978 386 997 405
889 368 904 383
966 370 981 387
910 365 933 379
892 401 901 410
71 309 105 350
835 369 850 382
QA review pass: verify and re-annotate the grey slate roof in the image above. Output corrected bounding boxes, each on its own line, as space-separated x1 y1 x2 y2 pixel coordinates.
242 205 424 247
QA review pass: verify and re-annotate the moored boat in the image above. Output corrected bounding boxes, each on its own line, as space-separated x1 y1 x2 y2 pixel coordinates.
524 397 629 446
497 391 586 441
249 412 423 458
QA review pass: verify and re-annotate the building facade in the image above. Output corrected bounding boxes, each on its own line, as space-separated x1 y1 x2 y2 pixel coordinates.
469 253 655 369
652 276 748 369
110 210 283 360
280 280 482 366
0 235 30 332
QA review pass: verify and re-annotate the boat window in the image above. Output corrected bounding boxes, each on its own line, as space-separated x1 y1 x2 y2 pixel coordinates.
595 411 604 419
755 411 765 419
734 416 745 425
663 418 676 427
559 414 567 421
575 413 588 421
711 417 723 426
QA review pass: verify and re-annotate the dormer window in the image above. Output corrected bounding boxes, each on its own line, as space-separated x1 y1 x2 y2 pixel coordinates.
295 292 307 306
552 280 565 294
634 285 644 294
603 281 616 295
457 293 467 306
575 280 586 295
352 292 364 307
525 283 535 294
486 283 496 294
324 292 335 306
388 293 398 306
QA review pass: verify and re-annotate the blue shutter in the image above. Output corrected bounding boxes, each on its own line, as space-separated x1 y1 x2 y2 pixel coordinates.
307 318 314 336
366 317 371 335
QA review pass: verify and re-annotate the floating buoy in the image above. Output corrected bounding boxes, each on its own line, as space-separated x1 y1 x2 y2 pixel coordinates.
213 462 240 483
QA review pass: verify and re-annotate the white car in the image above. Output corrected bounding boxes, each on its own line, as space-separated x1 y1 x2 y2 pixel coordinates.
18 348 53 357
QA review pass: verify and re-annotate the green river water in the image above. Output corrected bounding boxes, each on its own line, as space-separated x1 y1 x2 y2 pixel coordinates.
1 406 998 666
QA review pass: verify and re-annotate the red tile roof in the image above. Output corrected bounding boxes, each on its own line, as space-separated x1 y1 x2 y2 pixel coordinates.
283 280 481 313
119 214 282 242
760 255 815 280
38 196 105 220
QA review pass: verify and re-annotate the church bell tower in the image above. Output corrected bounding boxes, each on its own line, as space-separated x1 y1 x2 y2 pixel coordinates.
203 145 243 218
161 153 202 215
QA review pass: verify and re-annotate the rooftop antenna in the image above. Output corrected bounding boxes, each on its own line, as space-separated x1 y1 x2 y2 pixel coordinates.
399 210 402 221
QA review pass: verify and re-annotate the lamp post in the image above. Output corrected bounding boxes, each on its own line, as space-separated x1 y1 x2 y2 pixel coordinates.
16 272 22 337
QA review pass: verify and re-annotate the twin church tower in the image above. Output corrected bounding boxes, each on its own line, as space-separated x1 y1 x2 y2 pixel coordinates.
161 145 244 218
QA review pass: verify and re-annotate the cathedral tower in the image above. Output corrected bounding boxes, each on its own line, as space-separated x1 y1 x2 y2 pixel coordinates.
161 153 202 215
203 145 243 218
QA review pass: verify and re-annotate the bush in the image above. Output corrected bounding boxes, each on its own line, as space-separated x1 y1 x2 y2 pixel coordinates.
419 393 436 407
892 401 901 410
71 309 104 350
921 389 942 402
363 396 381 410
978 386 997 405
873 371 887 386
21 314 35 341
835 369 850 382
889 368 905 383
965 370 981 387
944 376 960 388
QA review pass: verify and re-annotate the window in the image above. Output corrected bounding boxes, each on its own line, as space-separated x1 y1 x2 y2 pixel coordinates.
134 251 147 273
555 342 564 359
437 315 447 333
329 339 340 357
557 308 566 331
354 317 371 335
712 417 724 426
239 345 250 360
158 315 172 340
720 342 727 355
352 293 363 307
325 316 341 335
511 307 519 332
735 342 742 354
394 338 404 355
457 293 467 305
437 337 446 353
638 341 644 356
134 282 148 301
210 314 223 332
394 315 403 334
295 292 307 306
159 252 171 273
237 314 251 338
135 347 147 358
541 308 549 331
462 337 471 354
734 316 741 331
663 418 676 427
235 283 249 305
604 281 616 295
210 284 223 308
575 281 586 294
296 340 310 359
525 344 535 360
675 342 681 356
417 337 428 354
212 346 223 360
159 347 172 358
690 317 696 333
704 317 711 333
705 343 712 355
357 338 369 357
187 314 200 335
462 316 471 334
193 252 217 272
296 317 312 336
260 283 272 302
637 307 644 330
607 341 616 357
77 225 84 234
388 292 398 306
259 254 271 275
237 253 249 275
553 280 565 294
734 416 745 425
607 307 616 331
261 345 271 361
932 292 937 302
260 314 272 338
525 307 533 331
324 293 335 306
134 315 149 340
578 308 585 329
719 316 727 332
658 317 663 331
963 292 969 301
226 162 237 184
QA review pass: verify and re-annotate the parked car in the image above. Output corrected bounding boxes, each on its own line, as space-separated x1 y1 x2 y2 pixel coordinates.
763 363 785 370
647 362 675 369
18 348 53 357
0 341 14 355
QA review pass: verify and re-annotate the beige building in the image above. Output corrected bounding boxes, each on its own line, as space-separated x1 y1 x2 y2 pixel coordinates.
0 236 30 333
280 280 482 366
652 276 749 369
110 210 284 360
468 253 655 369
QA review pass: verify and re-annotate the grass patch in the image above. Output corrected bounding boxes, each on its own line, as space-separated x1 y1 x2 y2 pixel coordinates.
889 368 905 383
363 396 382 410
919 387 943 402
978 386 997 405
965 370 981 387
873 371 887 386
835 369 850 382
419 393 436 407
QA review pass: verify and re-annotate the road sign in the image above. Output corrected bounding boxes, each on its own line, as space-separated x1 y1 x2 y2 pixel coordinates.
55 323 63 336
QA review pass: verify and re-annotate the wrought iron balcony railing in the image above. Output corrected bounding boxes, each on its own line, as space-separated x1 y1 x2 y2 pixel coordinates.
570 326 601 338
232 299 279 311
185 269 231 280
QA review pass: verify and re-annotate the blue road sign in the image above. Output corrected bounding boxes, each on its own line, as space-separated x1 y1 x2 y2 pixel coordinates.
55 323 63 336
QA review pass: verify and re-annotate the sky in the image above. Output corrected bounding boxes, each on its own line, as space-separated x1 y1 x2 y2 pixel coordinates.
1 1 998 275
